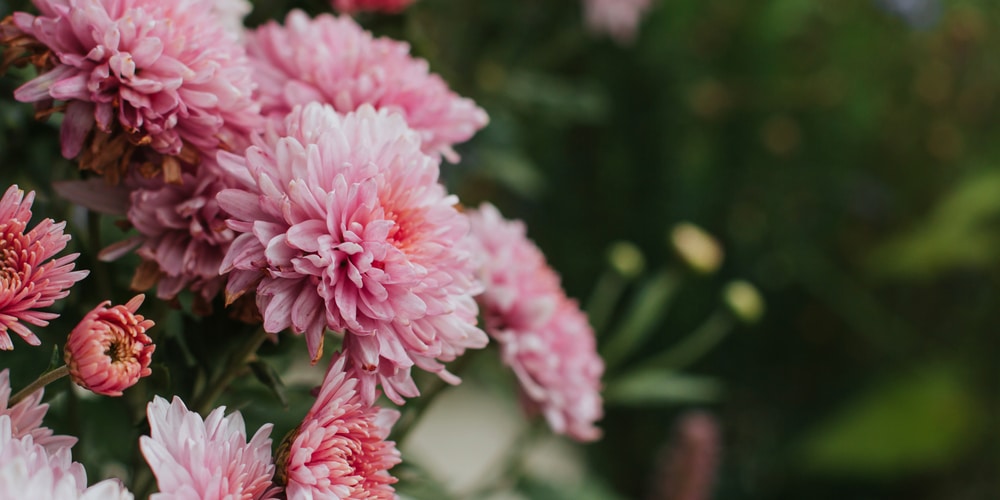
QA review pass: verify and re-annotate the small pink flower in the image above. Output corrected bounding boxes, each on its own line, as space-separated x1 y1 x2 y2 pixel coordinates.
247 10 488 162
279 355 401 499
0 369 76 454
64 295 155 397
139 395 277 500
217 103 487 404
583 0 653 44
333 0 415 14
467 203 604 441
0 184 88 350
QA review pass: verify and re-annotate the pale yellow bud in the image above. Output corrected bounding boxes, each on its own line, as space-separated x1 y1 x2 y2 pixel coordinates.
722 280 765 324
670 223 723 274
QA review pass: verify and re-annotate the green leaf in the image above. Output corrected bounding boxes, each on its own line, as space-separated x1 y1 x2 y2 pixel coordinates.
248 360 288 408
604 369 723 406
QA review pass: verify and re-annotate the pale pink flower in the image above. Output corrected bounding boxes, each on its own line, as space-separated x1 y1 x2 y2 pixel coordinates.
279 354 400 499
217 103 487 404
333 0 415 14
246 10 488 162
0 184 88 350
64 295 155 397
467 203 604 441
140 395 277 500
0 369 76 454
0 415 133 499
8 0 262 177
652 411 720 500
583 0 653 44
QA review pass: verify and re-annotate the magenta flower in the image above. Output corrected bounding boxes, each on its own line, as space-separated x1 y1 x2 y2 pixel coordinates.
278 355 400 499
217 103 487 404
583 0 653 44
0 184 88 350
332 0 416 14
6 0 262 179
139 395 277 500
0 416 133 499
247 10 488 162
467 203 604 441
0 369 76 454
64 295 155 397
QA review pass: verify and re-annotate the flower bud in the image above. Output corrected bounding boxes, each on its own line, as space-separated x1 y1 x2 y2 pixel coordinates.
64 295 155 396
607 241 645 278
670 223 723 275
722 280 765 325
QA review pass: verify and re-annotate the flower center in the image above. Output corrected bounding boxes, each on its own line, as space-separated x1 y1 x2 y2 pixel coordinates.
0 226 29 291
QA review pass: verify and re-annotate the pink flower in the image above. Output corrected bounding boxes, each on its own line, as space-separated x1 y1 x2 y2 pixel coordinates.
217 103 487 404
140 395 277 500
246 10 488 162
583 0 653 44
278 355 400 499
64 295 155 397
467 203 604 441
0 369 76 454
0 415 133 499
0 184 88 350
332 0 415 14
7 0 262 178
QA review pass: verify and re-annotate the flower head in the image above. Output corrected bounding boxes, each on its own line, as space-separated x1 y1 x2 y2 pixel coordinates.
332 0 415 14
278 355 400 499
583 0 653 44
139 395 276 500
0 369 76 454
6 0 262 180
218 103 487 404
0 184 88 350
247 10 487 162
467 203 604 441
64 295 155 397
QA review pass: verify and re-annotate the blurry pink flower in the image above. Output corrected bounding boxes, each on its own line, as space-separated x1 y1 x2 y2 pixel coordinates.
7 0 262 178
140 395 277 500
583 0 653 44
333 0 415 14
0 185 88 350
217 103 487 404
247 10 488 162
0 415 133 499
64 295 155 397
279 355 400 499
0 369 76 454
651 411 720 500
467 203 604 441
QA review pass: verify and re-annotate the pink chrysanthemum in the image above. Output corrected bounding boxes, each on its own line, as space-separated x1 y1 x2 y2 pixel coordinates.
0 415 133 499
332 0 415 14
0 369 76 454
5 0 262 179
278 355 400 499
467 203 604 441
0 184 88 350
217 103 487 404
583 0 653 44
64 295 155 397
247 10 488 162
140 395 277 500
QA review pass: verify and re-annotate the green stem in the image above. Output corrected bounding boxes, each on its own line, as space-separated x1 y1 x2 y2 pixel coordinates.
602 268 682 371
192 328 269 415
87 211 113 301
10 365 69 406
586 269 625 336
637 310 734 373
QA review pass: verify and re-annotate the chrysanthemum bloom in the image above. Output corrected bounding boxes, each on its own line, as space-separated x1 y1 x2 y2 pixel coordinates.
0 369 76 454
0 184 88 350
2 0 262 181
467 203 604 441
0 415 133 499
247 10 488 162
218 103 487 404
332 0 415 14
140 395 277 500
277 355 400 499
583 0 653 44
64 295 155 397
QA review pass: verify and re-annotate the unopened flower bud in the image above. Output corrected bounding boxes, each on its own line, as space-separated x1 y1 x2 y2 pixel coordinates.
670 223 723 274
722 281 764 324
607 241 645 278
65 295 155 396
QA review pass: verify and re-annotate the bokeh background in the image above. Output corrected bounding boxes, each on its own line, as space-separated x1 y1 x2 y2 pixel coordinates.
3 0 1000 498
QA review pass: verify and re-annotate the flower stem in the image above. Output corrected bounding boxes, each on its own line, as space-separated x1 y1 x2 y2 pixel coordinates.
192 327 269 415
636 310 734 373
10 365 69 406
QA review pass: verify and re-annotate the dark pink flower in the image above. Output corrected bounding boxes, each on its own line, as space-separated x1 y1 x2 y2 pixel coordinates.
64 295 155 397
217 103 487 404
467 203 604 441
333 0 416 14
0 185 88 350
247 10 487 162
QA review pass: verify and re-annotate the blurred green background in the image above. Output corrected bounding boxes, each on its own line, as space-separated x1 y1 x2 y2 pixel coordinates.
3 0 1000 498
